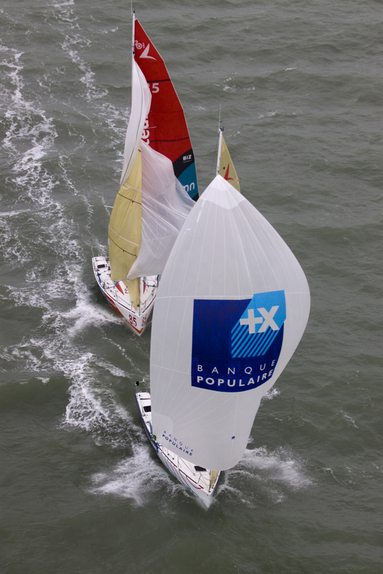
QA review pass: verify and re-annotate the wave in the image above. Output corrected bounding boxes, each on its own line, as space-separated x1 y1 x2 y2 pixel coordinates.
1 105 126 460
89 443 182 508
219 445 313 506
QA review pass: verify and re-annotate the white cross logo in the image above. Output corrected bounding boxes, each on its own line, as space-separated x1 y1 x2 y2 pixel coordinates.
240 306 280 334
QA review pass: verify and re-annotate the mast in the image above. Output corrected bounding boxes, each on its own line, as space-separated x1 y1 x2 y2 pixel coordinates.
216 122 223 175
131 7 136 94
132 7 135 59
131 8 140 304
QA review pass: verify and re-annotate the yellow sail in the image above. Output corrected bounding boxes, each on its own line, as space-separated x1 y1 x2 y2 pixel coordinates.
217 132 241 193
209 470 220 489
108 149 142 307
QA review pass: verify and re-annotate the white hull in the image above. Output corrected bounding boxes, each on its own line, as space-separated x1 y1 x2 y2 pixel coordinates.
92 256 158 335
135 392 220 508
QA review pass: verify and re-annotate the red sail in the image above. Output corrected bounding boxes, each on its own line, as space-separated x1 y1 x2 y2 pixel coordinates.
134 19 198 199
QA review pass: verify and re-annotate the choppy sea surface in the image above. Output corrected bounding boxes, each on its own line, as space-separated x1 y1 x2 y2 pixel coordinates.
1 1 382 572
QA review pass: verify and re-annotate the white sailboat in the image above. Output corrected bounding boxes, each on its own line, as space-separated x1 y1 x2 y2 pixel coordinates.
92 13 196 334
137 136 310 506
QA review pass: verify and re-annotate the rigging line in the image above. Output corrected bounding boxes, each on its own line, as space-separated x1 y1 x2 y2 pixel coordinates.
108 234 139 256
148 136 190 143
211 107 222 179
115 192 142 205
145 78 171 84
108 226 140 247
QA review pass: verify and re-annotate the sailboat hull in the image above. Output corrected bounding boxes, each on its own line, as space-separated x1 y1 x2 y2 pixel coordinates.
92 256 157 335
135 392 220 508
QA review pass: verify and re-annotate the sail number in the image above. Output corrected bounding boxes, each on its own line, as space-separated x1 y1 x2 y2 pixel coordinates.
150 82 160 94
128 314 147 329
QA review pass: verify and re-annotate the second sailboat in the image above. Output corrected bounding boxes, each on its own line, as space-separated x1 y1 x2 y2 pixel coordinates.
92 12 196 334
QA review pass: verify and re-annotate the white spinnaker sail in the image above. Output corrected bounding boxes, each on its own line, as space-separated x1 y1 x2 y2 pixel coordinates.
150 175 310 471
127 142 194 279
120 60 151 186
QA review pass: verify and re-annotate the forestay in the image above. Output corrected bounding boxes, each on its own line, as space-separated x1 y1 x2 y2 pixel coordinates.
150 175 310 471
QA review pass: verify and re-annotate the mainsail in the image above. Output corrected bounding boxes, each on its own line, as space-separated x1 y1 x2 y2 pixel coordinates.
134 15 198 200
109 147 143 306
150 175 310 471
216 127 240 193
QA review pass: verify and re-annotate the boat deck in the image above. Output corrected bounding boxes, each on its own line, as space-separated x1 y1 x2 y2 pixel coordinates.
92 256 157 334
135 391 220 508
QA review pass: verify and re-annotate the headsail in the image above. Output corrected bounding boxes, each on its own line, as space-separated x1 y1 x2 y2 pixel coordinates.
134 16 198 200
109 149 142 306
216 127 240 193
150 175 310 470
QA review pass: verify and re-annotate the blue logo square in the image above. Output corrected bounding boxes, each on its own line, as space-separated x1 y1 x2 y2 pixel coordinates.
191 291 285 393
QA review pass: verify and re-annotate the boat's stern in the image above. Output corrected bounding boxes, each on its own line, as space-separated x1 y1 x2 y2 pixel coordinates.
91 256 157 335
135 390 220 508
135 392 158 451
